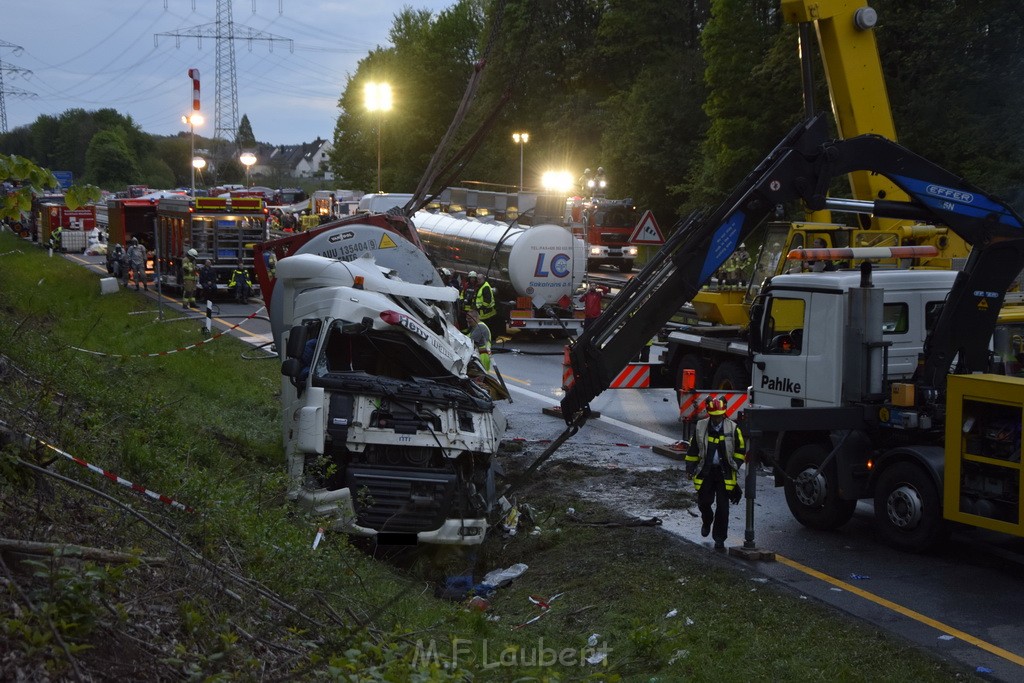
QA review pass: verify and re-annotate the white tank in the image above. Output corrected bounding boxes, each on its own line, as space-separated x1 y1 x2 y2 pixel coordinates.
413 211 586 308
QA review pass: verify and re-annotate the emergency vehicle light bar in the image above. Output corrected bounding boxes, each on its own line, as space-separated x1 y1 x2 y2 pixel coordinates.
786 245 940 261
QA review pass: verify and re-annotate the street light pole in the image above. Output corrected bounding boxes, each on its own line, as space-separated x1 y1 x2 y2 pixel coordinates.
182 113 204 195
365 82 392 194
240 152 257 188
512 132 529 192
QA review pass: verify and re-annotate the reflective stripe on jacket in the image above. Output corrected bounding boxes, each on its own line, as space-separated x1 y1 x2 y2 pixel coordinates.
685 418 746 491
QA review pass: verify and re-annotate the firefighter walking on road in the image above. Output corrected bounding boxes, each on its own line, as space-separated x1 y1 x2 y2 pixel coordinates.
685 398 746 550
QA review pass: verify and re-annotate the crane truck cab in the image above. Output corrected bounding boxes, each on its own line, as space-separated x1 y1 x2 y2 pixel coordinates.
749 268 958 410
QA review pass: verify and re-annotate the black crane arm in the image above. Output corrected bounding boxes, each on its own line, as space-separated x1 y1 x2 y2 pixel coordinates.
560 115 1024 424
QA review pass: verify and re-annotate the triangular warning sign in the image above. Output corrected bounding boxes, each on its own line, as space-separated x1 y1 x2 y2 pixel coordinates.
378 233 398 249
629 210 665 245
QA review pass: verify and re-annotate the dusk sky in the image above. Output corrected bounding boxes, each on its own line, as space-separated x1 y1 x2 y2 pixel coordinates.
2 0 454 145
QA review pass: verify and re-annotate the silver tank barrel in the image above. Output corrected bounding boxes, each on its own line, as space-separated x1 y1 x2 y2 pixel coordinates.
413 211 585 308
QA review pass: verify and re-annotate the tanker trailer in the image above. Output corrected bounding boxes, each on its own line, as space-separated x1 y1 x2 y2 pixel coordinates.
413 211 587 334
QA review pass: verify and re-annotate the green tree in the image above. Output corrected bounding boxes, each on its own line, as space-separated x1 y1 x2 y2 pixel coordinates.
84 129 141 189
237 114 257 148
0 154 100 221
679 0 800 214
329 1 486 192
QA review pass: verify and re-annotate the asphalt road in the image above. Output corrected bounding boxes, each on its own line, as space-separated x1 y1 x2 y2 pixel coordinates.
64 249 1024 681
492 336 1024 682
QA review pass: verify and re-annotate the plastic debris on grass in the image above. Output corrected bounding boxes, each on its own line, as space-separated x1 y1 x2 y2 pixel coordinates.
515 591 565 629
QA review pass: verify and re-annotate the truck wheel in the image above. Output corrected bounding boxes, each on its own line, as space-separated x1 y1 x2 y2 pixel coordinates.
711 361 747 390
784 443 857 530
873 462 948 552
619 260 633 273
676 354 708 401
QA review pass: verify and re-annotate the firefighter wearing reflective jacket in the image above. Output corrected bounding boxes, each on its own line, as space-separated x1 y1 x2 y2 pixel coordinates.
472 272 499 339
685 398 746 549
181 248 199 309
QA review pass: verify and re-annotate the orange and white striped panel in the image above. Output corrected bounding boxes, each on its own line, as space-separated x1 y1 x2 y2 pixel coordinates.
678 391 748 421
561 346 575 391
610 363 650 389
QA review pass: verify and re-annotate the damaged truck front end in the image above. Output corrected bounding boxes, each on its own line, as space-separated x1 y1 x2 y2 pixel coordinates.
272 228 507 546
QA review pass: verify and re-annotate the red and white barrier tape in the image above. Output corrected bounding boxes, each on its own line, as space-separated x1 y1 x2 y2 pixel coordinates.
31 434 194 513
70 307 265 359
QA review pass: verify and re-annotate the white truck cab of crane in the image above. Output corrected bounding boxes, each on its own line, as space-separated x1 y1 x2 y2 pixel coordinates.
750 268 958 411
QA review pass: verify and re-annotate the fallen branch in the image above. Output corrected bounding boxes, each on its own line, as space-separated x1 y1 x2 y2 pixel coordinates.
14 457 327 630
0 537 166 565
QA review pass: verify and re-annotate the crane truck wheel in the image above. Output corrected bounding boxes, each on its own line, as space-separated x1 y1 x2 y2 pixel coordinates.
873 462 949 552
784 443 857 530
711 361 747 391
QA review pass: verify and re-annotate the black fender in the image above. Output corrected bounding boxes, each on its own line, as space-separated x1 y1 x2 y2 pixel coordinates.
871 445 945 497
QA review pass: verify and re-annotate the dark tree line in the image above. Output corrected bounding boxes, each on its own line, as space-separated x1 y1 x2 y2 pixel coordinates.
330 0 1024 226
4 1 1024 225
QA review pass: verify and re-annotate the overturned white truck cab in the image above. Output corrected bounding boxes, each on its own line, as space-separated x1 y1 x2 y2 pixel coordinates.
271 224 507 545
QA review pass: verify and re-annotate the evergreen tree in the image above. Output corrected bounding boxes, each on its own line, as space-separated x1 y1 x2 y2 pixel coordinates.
237 114 257 148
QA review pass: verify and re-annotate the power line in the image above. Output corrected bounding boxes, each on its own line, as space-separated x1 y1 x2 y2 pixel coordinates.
0 40 35 134
155 0 293 147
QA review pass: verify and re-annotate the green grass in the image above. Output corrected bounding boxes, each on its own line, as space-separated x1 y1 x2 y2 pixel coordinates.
0 230 975 681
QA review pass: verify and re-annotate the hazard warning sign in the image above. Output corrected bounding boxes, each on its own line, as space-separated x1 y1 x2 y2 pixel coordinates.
629 210 665 245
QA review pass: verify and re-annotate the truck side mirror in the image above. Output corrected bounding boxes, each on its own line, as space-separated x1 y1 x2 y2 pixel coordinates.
748 299 765 352
285 325 308 360
281 357 301 379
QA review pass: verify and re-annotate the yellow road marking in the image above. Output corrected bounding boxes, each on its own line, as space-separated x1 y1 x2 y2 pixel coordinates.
775 553 1024 667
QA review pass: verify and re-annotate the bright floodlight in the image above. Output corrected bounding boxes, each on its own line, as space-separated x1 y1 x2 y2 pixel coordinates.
364 82 393 112
541 170 574 194
512 132 529 144
192 157 206 170
239 152 257 168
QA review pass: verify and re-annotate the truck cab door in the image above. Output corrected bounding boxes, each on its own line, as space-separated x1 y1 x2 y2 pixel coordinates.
752 289 843 409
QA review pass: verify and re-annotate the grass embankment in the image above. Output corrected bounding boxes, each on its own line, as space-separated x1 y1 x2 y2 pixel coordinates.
0 231 972 681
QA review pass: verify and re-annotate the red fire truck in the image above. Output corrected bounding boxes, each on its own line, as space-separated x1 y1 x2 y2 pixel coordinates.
155 196 269 289
565 196 640 272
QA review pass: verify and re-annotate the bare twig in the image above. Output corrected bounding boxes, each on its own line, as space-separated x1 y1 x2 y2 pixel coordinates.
228 619 303 656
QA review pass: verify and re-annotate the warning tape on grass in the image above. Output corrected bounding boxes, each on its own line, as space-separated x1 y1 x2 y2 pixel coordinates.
29 433 194 513
70 307 266 359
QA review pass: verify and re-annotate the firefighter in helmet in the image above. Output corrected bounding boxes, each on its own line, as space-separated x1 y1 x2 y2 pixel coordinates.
182 248 199 308
685 397 746 550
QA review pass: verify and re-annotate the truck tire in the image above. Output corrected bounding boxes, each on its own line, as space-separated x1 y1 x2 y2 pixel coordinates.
873 462 948 552
676 354 708 401
619 260 633 273
711 361 747 390
784 443 857 530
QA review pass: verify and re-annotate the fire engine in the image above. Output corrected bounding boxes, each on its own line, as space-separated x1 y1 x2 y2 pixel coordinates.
155 196 269 289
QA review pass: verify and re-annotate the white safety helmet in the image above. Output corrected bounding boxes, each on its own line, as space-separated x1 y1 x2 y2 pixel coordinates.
468 271 478 278
187 248 198 258
440 267 452 277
